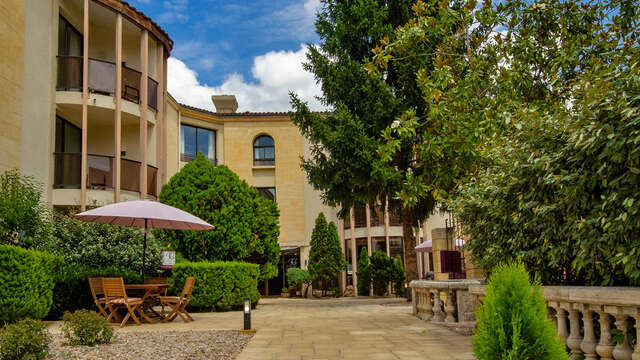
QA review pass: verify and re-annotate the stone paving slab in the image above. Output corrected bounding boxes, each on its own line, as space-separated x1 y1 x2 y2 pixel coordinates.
47 297 474 359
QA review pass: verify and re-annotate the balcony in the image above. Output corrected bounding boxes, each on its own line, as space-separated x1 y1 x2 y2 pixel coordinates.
57 56 158 110
53 153 158 198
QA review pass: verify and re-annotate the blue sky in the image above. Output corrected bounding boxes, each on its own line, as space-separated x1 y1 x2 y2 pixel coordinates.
130 0 325 112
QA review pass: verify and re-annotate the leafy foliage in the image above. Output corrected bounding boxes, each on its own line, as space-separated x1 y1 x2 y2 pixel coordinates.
157 153 280 279
171 261 261 312
47 211 161 272
0 319 50 360
358 251 406 296
286 268 311 290
290 0 437 283
48 265 140 320
473 262 567 360
0 170 52 249
372 0 640 285
0 245 62 324
61 310 113 346
307 213 346 291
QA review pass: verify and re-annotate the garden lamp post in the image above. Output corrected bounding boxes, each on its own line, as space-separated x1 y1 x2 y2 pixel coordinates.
243 297 251 330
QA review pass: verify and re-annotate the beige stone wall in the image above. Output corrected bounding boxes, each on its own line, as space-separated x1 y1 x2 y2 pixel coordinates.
223 117 306 246
0 0 26 173
165 98 180 178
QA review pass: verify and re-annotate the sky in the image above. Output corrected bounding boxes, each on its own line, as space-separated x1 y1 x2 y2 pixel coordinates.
129 0 327 112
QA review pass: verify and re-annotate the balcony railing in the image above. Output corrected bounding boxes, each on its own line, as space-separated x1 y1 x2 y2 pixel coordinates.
57 56 158 110
53 152 157 197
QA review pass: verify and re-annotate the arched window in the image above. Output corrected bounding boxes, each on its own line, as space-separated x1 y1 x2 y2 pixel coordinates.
253 135 275 166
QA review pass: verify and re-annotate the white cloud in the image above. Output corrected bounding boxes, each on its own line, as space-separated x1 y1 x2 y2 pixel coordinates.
167 44 327 112
156 0 189 24
269 0 321 41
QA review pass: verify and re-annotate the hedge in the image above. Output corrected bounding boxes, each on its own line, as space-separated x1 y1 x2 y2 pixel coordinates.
0 245 62 323
171 261 260 311
47 265 140 320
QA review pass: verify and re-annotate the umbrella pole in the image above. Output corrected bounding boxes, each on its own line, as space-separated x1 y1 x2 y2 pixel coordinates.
142 218 148 283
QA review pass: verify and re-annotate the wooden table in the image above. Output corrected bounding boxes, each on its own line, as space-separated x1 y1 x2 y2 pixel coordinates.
125 284 169 322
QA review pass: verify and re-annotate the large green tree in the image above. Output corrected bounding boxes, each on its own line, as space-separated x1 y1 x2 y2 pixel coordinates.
374 0 640 285
291 0 450 284
307 213 346 293
156 153 280 279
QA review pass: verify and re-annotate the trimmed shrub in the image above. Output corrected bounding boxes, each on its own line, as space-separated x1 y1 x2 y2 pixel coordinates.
356 247 370 296
48 265 140 320
473 262 568 360
61 310 113 346
0 245 61 324
0 318 50 360
171 261 260 312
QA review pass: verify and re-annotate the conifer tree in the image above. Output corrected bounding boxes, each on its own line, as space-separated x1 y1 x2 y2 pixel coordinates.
308 213 346 294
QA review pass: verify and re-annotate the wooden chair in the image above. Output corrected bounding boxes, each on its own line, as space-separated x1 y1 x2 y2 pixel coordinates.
159 277 195 323
102 277 151 327
144 277 169 313
88 277 113 320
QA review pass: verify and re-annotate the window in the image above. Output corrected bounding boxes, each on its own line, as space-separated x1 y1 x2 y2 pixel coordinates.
58 16 82 57
180 124 216 164
253 135 274 166
55 116 81 153
257 187 276 202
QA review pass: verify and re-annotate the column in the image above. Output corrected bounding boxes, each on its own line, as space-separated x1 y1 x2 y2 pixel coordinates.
338 218 346 295
384 200 391 294
579 307 597 360
139 30 148 199
349 207 357 296
114 13 122 203
596 311 615 360
365 204 372 296
416 221 423 279
80 0 89 211
613 314 633 360
566 306 583 359
155 45 165 195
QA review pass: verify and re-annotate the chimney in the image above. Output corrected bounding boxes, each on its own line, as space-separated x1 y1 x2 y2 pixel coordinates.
211 95 238 113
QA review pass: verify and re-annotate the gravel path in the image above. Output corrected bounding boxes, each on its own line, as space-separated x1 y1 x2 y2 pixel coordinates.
48 330 253 360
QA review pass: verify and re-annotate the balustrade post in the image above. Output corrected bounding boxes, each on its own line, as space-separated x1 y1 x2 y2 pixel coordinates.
553 305 568 343
411 287 417 315
597 311 615 360
444 290 456 323
432 289 445 322
578 307 597 360
566 306 584 360
632 315 640 360
613 313 633 360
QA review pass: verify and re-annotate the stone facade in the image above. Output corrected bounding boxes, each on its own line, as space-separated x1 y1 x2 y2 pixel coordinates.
0 0 25 172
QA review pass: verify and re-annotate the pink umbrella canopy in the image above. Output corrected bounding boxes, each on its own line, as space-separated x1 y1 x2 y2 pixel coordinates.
74 200 213 230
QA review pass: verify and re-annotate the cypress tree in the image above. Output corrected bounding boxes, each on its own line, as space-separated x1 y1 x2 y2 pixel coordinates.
308 213 347 294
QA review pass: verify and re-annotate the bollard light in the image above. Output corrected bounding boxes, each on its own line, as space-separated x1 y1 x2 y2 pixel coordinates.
243 296 251 330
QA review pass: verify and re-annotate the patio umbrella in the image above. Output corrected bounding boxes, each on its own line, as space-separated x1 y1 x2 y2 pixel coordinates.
75 200 213 281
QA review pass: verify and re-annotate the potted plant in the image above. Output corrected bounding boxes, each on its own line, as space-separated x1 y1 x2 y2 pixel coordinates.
280 288 289 298
286 268 311 298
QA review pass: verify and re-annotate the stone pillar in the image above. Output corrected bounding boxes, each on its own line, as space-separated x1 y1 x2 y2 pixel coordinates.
349 208 357 296
338 218 346 295
579 307 597 360
80 0 89 210
366 204 373 296
432 289 445 322
444 290 455 323
566 307 584 360
114 13 122 203
613 314 633 360
139 29 148 199
431 228 448 280
596 311 615 360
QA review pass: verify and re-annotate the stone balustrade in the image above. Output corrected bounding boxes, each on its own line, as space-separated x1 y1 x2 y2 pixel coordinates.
468 285 640 360
410 279 485 335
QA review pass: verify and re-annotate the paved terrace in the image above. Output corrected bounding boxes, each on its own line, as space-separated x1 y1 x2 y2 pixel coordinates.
49 297 474 360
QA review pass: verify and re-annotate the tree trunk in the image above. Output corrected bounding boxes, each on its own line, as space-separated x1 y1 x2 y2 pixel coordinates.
402 207 417 300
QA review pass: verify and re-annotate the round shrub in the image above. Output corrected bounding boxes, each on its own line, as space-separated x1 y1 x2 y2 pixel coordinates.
156 153 280 279
0 245 62 323
171 261 260 311
61 310 113 346
286 268 311 290
0 318 50 360
473 262 568 360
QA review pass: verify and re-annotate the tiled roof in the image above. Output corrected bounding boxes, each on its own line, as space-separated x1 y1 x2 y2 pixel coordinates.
179 103 332 117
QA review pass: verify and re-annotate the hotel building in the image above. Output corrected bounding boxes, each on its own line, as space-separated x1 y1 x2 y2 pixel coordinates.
1 0 448 295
